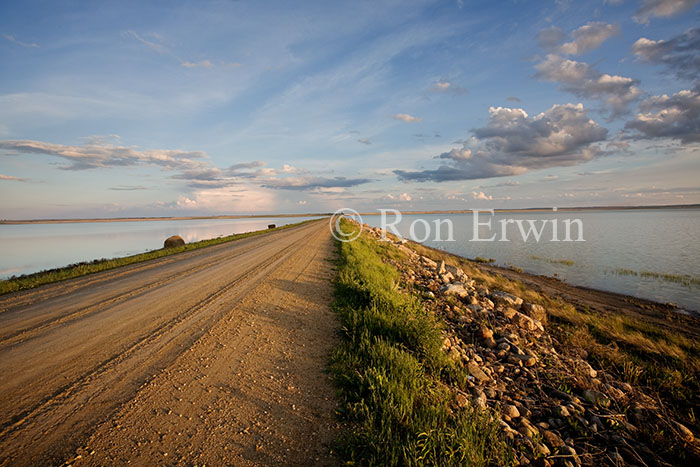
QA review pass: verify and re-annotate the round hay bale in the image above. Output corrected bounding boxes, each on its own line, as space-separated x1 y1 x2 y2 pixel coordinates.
164 235 185 248
268 224 276 229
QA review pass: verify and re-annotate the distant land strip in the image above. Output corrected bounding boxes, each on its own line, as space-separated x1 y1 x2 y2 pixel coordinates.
1 203 698 224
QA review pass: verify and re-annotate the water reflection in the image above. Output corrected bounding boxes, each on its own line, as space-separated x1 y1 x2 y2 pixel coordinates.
0 217 321 278
364 209 700 311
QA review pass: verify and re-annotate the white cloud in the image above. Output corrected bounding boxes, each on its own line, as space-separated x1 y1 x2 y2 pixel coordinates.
535 54 642 117
122 30 169 55
633 0 699 23
0 139 206 171
625 89 700 143
396 103 607 182
2 33 39 48
175 186 277 212
437 147 472 161
0 174 25 181
632 28 700 82
181 60 213 68
472 191 493 200
558 22 620 55
262 175 372 190
393 113 422 123
430 80 467 95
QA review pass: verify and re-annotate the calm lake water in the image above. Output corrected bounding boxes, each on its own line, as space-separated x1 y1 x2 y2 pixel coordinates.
0 217 321 279
364 209 700 312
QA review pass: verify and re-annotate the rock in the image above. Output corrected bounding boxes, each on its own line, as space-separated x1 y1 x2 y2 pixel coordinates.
589 415 604 432
536 443 551 457
484 337 497 349
583 389 610 408
511 311 544 333
491 291 523 308
518 419 538 438
472 388 487 410
480 325 494 339
504 404 520 419
508 353 537 367
554 405 570 417
163 235 185 248
420 256 437 268
502 307 518 319
574 360 597 379
522 302 547 323
542 430 565 448
458 315 472 324
445 264 466 278
440 272 454 283
467 362 490 382
267 223 276 229
441 337 451 350
437 260 446 274
441 283 470 298
455 392 469 408
558 446 579 464
549 389 572 402
674 421 695 443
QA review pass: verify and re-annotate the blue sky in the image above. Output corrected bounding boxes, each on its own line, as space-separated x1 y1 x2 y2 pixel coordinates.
1 0 699 218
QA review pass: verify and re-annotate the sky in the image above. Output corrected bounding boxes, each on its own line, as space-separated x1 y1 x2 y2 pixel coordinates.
0 0 699 219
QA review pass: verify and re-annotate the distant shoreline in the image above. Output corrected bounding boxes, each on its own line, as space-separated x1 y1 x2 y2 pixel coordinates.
0 213 328 225
1 203 698 224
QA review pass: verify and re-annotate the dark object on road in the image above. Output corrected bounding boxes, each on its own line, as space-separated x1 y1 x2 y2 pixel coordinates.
268 224 276 229
164 235 185 248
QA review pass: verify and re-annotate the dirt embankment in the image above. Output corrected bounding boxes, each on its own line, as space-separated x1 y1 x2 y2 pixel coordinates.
0 219 340 466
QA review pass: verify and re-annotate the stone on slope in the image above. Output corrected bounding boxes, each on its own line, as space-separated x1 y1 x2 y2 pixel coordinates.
491 291 523 308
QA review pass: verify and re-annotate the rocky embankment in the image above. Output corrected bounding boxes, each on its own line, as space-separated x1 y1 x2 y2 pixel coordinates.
362 224 699 466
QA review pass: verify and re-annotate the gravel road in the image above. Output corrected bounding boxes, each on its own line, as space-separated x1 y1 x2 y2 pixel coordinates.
0 219 339 466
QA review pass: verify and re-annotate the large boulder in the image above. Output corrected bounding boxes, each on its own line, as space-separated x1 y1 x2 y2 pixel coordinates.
440 283 470 299
522 302 547 324
164 235 185 248
491 291 523 309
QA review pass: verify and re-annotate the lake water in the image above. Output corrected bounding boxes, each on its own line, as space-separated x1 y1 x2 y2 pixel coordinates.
364 209 700 312
0 217 321 279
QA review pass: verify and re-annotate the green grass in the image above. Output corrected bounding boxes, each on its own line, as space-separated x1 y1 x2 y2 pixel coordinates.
610 267 700 288
0 219 320 296
530 255 575 266
330 220 512 466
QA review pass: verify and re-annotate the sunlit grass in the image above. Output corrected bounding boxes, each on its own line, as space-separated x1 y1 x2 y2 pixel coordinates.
330 220 512 466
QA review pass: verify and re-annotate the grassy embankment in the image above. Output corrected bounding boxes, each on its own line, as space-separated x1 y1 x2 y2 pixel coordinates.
402 239 700 461
330 219 512 466
0 219 318 296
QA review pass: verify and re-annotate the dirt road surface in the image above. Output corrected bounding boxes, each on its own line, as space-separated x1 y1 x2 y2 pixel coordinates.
0 219 340 466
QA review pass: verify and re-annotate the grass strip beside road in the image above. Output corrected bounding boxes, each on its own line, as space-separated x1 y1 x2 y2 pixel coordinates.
0 219 320 296
330 219 511 466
